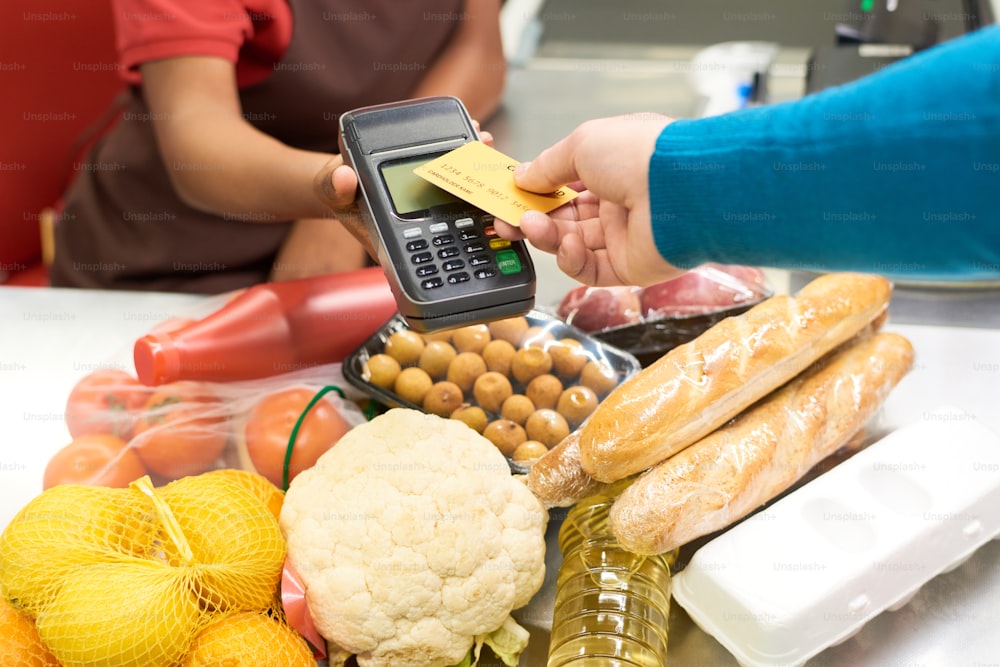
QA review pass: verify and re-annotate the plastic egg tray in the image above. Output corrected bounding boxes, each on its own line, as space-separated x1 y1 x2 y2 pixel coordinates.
672 407 1000 667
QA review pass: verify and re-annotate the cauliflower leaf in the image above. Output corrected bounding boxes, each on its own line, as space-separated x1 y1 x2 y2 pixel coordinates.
476 615 531 667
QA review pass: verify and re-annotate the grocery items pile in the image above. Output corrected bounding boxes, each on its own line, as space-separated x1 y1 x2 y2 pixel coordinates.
3 267 927 666
529 272 914 554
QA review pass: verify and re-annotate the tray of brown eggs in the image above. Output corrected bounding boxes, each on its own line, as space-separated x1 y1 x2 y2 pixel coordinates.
343 311 641 473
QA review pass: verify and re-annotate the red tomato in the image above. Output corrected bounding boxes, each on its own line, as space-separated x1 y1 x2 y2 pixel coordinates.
131 382 229 480
64 369 151 439
43 434 148 489
244 387 351 488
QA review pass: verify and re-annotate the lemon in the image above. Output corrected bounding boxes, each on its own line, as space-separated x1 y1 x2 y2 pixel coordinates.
197 468 285 519
159 473 286 612
0 485 158 614
37 560 201 667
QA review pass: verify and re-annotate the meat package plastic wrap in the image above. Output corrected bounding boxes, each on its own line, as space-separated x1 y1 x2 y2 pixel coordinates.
555 263 773 366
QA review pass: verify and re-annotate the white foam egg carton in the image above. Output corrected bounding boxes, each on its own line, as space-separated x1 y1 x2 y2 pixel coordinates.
671 407 1000 667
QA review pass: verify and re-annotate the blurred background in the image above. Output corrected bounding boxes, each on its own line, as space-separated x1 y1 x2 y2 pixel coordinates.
1 0 996 309
489 0 998 313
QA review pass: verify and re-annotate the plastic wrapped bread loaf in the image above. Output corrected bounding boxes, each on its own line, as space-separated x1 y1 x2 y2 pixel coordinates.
524 323 882 511
579 272 893 482
609 331 915 555
526 273 890 508
525 430 608 508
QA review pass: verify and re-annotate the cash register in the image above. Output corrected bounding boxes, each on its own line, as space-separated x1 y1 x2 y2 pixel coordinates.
805 0 994 92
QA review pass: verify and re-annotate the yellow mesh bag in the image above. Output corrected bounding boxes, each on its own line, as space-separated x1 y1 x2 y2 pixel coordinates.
36 560 202 667
158 473 286 612
199 468 285 519
0 472 286 667
0 485 160 615
181 610 317 667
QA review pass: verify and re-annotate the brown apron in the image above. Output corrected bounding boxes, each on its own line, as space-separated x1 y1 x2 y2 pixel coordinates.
51 0 463 294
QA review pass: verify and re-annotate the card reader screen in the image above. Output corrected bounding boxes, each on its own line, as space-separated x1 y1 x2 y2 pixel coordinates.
380 155 460 215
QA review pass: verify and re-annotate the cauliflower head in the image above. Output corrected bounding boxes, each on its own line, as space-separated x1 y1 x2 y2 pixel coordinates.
280 408 548 667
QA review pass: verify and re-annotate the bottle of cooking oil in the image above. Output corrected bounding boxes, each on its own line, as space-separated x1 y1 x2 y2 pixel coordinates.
546 480 677 667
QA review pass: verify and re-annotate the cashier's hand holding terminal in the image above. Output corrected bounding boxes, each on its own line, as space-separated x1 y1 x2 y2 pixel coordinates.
492 114 682 289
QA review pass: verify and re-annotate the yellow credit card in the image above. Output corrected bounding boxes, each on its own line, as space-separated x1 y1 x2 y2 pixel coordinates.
413 141 578 225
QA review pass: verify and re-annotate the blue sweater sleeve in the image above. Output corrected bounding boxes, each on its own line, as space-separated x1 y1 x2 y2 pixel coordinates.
649 26 1000 281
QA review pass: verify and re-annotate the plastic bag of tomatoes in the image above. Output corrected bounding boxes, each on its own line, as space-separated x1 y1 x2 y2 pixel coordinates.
49 363 369 492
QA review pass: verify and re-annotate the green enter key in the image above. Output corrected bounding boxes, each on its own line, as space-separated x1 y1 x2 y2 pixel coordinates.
495 249 522 275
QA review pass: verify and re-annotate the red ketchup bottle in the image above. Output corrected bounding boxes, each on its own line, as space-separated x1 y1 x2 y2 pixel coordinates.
133 267 398 385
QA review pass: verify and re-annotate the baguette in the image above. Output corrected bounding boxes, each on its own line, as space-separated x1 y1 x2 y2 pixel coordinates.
609 331 914 555
579 272 892 482
525 323 883 510
525 430 608 508
524 307 888 510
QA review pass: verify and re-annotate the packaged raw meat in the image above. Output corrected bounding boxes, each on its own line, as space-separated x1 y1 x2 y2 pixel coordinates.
555 264 772 366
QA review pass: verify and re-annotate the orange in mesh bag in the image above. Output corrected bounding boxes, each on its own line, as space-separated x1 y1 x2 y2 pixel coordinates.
0 473 286 667
200 468 285 519
182 610 316 666
0 598 59 667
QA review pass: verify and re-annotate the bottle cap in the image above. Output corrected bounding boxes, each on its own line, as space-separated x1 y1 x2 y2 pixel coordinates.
133 333 180 386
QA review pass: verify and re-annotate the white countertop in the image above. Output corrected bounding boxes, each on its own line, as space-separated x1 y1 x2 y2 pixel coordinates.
0 286 208 529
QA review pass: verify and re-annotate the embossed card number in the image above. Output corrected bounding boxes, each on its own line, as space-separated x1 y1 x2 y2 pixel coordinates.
413 141 579 226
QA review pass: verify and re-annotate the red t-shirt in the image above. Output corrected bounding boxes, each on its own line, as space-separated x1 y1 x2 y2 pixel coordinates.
111 0 292 87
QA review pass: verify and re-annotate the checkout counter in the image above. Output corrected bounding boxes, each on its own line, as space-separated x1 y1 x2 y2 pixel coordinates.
2 6 999 665
3 284 1000 667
